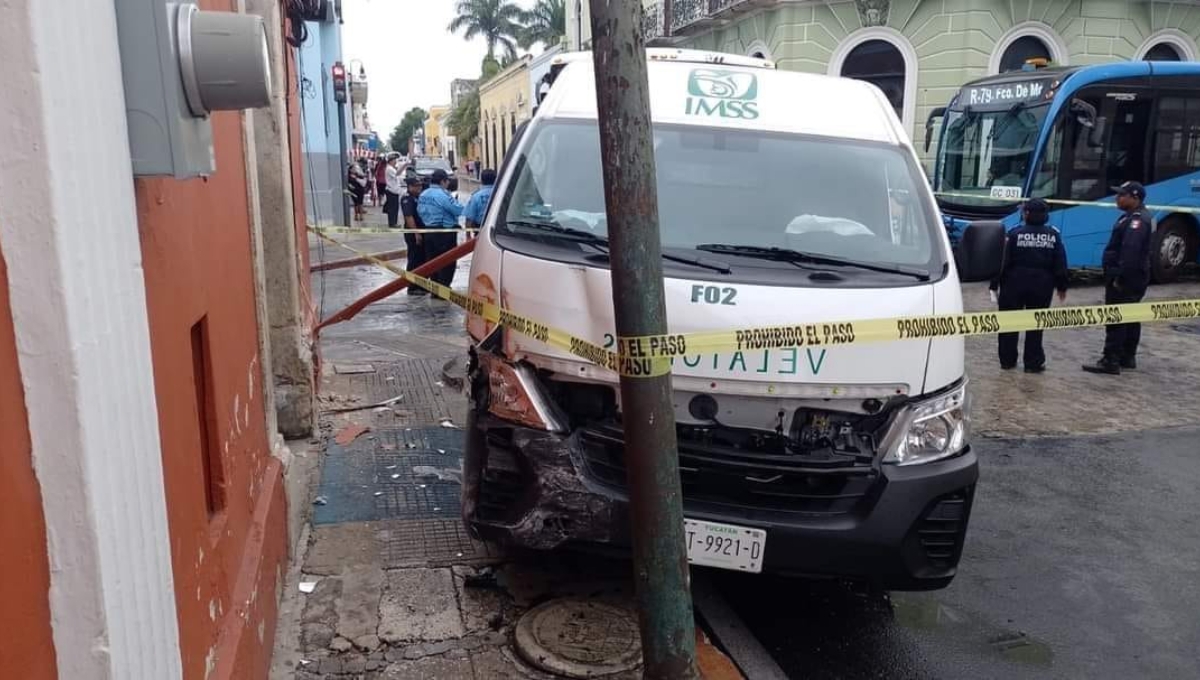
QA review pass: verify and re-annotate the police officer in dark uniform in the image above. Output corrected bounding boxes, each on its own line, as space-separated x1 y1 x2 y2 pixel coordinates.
400 177 427 296
990 198 1069 372
1083 181 1152 375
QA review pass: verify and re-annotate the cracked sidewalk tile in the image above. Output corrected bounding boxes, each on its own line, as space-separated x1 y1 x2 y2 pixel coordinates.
304 522 383 576
334 565 384 646
378 654 474 679
452 565 511 635
379 567 465 643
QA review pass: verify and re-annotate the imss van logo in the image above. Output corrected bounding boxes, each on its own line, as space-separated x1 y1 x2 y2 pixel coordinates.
685 69 760 120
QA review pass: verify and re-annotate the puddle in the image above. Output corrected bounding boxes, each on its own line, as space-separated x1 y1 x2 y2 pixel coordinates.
891 594 1053 667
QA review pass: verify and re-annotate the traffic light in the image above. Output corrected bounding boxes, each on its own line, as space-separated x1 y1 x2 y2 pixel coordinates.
332 62 347 103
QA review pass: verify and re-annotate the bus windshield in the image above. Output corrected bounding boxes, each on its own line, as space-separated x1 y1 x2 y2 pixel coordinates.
936 102 1051 209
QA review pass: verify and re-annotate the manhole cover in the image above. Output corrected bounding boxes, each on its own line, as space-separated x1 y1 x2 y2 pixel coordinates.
514 598 642 678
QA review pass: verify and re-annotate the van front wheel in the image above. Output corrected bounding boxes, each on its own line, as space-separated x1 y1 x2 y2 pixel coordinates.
1150 217 1197 284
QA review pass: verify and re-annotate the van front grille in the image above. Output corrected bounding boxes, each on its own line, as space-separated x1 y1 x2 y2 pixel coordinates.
579 425 879 516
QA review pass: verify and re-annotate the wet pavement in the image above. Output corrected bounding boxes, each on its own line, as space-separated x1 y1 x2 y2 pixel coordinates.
291 241 1200 679
716 425 1200 680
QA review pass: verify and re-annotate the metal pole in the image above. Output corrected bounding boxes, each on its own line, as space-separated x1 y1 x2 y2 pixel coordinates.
337 100 351 226
586 2 699 679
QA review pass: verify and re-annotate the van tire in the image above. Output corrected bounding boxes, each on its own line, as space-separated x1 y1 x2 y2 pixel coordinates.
1150 217 1198 284
956 222 1006 282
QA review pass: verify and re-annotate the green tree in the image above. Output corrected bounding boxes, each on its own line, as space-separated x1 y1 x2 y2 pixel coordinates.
388 107 426 155
518 0 566 50
447 0 524 61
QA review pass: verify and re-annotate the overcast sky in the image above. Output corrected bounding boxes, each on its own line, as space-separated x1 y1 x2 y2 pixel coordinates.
342 0 540 136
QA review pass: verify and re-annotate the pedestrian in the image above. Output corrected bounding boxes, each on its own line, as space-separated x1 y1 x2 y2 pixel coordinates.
400 177 428 296
374 157 388 209
347 161 368 222
417 169 464 289
1083 181 1153 375
463 168 496 238
383 154 403 228
989 198 1068 373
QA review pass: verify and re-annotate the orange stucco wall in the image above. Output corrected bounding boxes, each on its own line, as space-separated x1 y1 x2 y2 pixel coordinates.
0 245 58 678
134 10 289 672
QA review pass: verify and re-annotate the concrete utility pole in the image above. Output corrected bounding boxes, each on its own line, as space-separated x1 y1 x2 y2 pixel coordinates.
586 2 699 679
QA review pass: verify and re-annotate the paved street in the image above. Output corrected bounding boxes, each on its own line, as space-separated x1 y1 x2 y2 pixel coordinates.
275 245 1200 679
714 425 1200 680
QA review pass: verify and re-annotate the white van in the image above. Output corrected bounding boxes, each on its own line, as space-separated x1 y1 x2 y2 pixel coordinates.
460 49 977 590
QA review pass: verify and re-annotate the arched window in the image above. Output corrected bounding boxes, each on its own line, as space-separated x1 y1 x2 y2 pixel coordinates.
828 28 918 136
1143 43 1183 61
998 35 1052 72
989 23 1068 74
745 40 772 61
1135 30 1197 61
840 40 906 120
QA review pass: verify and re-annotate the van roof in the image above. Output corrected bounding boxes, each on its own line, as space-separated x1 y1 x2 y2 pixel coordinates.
550 48 776 71
538 56 902 145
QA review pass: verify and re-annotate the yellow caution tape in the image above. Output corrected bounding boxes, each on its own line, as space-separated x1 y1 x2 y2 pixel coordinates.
621 301 1200 359
310 226 1200 377
933 191 1200 215
310 227 667 377
313 226 481 235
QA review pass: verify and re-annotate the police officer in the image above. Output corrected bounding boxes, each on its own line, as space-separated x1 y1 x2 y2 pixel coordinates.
1083 181 1152 375
400 177 427 296
417 169 465 288
990 198 1068 373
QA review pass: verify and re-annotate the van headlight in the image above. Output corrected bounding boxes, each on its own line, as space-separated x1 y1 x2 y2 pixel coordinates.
883 381 970 466
476 353 565 432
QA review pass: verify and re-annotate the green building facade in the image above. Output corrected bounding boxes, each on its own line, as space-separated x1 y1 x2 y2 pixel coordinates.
608 0 1200 158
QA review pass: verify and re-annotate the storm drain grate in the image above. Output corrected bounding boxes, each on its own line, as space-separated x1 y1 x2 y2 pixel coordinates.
379 518 502 567
347 358 449 403
313 427 466 525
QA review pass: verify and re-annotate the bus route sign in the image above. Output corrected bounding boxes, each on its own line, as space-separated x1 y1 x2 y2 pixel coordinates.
962 78 1054 108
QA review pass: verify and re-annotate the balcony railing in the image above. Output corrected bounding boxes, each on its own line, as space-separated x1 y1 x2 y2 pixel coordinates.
670 0 709 33
708 0 753 16
642 2 666 43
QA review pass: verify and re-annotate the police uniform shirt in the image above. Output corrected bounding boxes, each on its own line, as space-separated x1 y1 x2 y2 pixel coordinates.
417 186 464 228
400 193 423 227
991 223 1069 292
1102 209 1152 290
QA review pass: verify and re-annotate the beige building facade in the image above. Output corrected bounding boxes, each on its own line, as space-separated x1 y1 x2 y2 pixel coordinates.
479 55 534 171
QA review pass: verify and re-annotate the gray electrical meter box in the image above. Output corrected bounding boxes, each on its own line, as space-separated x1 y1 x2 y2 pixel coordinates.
115 0 272 179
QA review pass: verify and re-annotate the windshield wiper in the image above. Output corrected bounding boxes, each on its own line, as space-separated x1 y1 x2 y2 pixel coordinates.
505 220 732 274
695 244 930 280
990 101 1027 141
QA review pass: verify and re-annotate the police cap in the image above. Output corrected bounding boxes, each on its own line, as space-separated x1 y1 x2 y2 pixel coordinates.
1023 197 1049 217
1111 181 1146 201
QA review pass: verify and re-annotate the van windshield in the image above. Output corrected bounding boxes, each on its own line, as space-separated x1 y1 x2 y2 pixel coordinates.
497 121 943 279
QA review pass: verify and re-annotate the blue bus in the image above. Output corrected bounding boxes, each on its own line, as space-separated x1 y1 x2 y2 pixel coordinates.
929 61 1200 282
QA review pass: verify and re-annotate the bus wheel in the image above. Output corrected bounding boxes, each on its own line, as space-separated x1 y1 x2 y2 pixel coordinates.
1150 217 1197 284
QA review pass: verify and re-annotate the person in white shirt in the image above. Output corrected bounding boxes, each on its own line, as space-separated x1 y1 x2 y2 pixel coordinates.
383 155 404 227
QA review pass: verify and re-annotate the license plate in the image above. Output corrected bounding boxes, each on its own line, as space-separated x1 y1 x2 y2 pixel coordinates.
684 518 766 573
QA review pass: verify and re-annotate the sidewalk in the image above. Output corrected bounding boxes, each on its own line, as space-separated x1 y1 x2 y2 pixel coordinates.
273 251 743 679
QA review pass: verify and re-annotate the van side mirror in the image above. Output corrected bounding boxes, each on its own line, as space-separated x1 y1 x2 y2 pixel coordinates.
956 221 1006 282
924 107 946 153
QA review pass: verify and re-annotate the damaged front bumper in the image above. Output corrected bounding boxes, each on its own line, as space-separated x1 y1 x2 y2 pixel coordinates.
462 409 979 591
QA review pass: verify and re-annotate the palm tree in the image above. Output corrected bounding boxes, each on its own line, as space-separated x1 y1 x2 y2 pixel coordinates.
448 0 524 61
518 0 566 50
